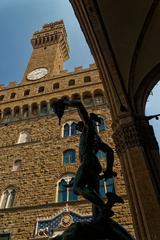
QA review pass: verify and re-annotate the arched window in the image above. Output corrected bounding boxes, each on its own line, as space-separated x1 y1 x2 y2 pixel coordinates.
24 89 30 96
71 122 77 136
84 76 91 83
53 83 59 90
3 108 12 122
94 90 105 105
14 106 20 119
63 122 77 137
96 150 106 160
97 118 105 132
10 92 16 99
0 95 4 101
64 123 69 137
31 103 38 116
71 93 81 101
68 79 75 86
63 149 75 164
0 187 16 209
83 92 93 106
50 98 57 113
17 130 29 144
57 174 77 202
38 86 44 93
23 105 29 118
40 101 48 115
12 159 21 171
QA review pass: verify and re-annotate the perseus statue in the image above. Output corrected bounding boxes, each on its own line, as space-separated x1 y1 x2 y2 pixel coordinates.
54 99 123 219
53 99 135 240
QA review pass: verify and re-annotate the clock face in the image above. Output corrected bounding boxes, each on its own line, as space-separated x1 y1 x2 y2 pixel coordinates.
27 68 48 80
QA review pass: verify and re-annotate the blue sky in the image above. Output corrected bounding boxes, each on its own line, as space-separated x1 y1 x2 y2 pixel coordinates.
0 0 159 146
0 0 94 86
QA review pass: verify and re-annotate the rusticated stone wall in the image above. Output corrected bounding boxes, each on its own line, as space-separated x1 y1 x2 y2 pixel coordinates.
0 65 135 239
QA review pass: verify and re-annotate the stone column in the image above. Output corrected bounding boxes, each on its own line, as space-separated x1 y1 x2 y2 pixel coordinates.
112 114 160 240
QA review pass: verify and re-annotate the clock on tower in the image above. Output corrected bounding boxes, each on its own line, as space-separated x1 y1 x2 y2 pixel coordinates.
22 20 69 84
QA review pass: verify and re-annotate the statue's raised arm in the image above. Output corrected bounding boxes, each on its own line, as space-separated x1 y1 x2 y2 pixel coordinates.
53 99 89 125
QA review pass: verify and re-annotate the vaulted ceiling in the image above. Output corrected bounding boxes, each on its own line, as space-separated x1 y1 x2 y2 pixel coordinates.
70 0 160 113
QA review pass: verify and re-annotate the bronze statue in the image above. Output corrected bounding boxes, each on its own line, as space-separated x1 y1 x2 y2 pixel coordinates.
53 99 135 240
54 100 123 218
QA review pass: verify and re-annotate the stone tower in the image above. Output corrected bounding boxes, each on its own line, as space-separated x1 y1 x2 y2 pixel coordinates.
0 21 134 240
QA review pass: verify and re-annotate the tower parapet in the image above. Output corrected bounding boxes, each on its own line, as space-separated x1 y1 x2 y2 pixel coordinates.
31 20 69 61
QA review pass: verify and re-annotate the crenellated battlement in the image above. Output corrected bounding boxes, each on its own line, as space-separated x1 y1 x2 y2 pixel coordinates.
0 63 97 91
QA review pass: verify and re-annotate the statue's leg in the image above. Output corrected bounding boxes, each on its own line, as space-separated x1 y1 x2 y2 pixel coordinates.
88 172 101 220
73 164 105 209
99 142 115 174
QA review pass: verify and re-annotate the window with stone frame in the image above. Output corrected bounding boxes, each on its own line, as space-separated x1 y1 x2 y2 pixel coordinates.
10 92 16 99
84 76 91 83
38 86 45 93
31 103 38 116
0 95 4 101
13 106 20 119
3 108 12 122
68 79 75 86
12 159 21 171
63 149 76 164
57 174 77 202
0 233 10 240
63 122 77 137
0 187 16 209
17 130 29 144
22 105 29 118
53 83 59 90
94 93 105 105
24 89 30 96
40 101 48 115
83 93 93 106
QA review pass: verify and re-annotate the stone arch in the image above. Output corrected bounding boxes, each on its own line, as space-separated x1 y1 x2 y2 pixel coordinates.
71 93 81 101
53 82 59 90
68 79 75 86
82 91 93 106
56 173 77 203
13 106 20 119
22 104 29 118
0 185 16 209
135 64 160 114
50 98 57 113
40 101 48 115
93 89 105 105
3 107 12 122
31 102 38 116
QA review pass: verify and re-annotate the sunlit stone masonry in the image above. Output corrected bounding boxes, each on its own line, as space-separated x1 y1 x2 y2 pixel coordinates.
0 20 135 240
